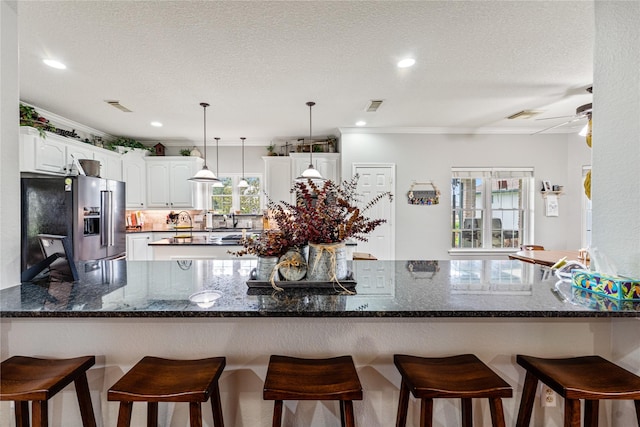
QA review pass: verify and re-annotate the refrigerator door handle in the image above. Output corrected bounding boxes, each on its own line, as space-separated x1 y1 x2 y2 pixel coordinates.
101 190 114 247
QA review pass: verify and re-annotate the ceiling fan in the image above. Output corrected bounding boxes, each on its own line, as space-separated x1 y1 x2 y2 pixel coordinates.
532 87 592 135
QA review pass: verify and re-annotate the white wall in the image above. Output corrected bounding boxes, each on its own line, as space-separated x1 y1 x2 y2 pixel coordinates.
340 132 591 260
592 1 640 277
0 0 20 290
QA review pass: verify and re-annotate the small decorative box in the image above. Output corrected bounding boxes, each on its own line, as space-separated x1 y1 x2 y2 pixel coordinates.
571 270 640 300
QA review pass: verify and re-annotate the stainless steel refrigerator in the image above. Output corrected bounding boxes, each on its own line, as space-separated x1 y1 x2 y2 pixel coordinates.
21 175 126 272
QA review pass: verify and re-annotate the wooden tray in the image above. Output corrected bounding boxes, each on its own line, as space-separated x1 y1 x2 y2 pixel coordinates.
246 270 356 290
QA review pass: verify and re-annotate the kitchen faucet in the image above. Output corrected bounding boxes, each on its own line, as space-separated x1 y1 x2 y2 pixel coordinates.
232 213 238 228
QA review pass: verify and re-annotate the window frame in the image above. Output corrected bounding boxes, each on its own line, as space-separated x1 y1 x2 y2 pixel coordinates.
210 173 264 214
450 167 534 253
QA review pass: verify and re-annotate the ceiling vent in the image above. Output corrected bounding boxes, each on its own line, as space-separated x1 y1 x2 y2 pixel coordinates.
507 110 543 120
105 100 132 112
365 100 384 112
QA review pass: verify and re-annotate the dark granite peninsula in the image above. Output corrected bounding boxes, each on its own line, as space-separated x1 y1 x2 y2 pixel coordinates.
1 260 638 426
2 259 639 317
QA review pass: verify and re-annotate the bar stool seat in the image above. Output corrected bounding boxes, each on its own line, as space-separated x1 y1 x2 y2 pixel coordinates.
394 354 512 427
0 355 97 427
108 356 225 427
516 354 640 427
263 355 363 427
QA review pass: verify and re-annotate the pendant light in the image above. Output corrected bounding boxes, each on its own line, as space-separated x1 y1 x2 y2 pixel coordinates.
212 137 224 187
189 102 221 183
296 101 323 180
237 137 249 188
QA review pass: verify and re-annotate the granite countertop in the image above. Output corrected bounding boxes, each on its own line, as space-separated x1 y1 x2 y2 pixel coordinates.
148 236 248 246
2 260 638 318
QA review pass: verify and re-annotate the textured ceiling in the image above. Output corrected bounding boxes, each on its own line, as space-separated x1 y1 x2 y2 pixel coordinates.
17 1 594 145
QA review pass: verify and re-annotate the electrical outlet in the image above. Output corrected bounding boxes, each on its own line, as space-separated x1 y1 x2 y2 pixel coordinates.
541 384 556 407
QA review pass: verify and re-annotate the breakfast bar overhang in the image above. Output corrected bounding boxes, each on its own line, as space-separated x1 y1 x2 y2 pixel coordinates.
1 259 639 426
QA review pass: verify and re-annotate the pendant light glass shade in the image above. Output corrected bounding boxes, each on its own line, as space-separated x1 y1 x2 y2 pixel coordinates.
237 137 249 188
212 137 224 187
189 103 221 183
296 101 323 181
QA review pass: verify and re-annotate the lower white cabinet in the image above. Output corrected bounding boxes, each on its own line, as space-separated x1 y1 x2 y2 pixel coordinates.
126 233 153 260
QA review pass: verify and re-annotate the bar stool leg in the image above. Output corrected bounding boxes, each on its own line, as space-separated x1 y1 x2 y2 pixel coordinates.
395 378 410 427
271 400 283 427
419 398 433 427
342 400 355 427
489 397 507 427
15 401 29 427
461 398 472 427
210 384 225 427
635 400 640 424
74 373 97 427
189 402 203 427
32 401 47 427
515 371 538 427
564 399 581 427
147 402 158 427
584 400 599 427
340 400 346 427
116 401 133 427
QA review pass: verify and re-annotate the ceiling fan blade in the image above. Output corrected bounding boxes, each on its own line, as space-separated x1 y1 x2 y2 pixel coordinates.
536 114 576 121
531 116 584 135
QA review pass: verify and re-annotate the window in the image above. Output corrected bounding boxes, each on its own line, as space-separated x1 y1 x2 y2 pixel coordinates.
211 174 263 214
451 168 533 250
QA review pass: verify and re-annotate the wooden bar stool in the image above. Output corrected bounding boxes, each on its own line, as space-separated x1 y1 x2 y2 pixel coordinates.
263 355 363 427
0 355 97 427
107 356 226 427
394 354 512 427
516 354 640 427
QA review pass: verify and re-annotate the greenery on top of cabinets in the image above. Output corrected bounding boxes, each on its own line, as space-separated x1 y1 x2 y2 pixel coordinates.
19 103 56 138
106 136 153 154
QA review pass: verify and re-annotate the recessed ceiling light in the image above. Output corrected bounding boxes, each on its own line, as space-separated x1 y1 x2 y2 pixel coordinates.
397 58 415 68
43 59 66 70
356 121 367 126
150 121 163 127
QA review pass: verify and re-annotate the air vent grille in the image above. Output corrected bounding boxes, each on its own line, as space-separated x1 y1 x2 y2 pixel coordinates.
366 100 384 112
507 110 543 120
105 100 132 112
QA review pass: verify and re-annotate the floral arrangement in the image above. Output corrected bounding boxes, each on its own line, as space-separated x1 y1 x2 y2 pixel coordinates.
231 175 391 256
20 103 56 138
274 176 393 244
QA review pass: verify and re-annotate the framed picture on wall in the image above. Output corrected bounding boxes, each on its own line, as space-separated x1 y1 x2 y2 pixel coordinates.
542 180 552 192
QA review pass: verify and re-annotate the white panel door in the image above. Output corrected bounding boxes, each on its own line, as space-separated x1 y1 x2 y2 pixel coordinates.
353 164 395 260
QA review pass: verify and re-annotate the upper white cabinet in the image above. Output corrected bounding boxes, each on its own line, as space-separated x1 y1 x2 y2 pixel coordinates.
20 126 122 180
290 153 341 183
20 127 69 174
122 154 147 208
263 156 293 204
145 157 204 209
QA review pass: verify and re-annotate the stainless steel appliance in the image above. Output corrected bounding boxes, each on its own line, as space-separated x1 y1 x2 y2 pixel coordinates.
21 175 126 272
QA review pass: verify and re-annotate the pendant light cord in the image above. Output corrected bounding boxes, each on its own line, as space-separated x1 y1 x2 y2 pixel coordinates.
200 102 209 167
215 137 220 176
307 101 315 166
241 137 246 179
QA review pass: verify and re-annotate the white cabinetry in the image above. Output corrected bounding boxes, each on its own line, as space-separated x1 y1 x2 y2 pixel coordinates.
122 155 147 209
126 233 153 260
145 157 204 209
20 126 122 180
290 153 340 182
263 156 293 203
20 127 69 174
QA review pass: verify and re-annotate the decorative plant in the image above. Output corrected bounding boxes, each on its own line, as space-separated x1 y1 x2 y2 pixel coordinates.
180 148 191 156
229 230 291 258
106 136 153 153
270 175 393 244
267 143 277 156
19 103 56 138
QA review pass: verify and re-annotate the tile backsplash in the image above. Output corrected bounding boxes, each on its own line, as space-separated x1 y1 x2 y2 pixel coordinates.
126 209 263 231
